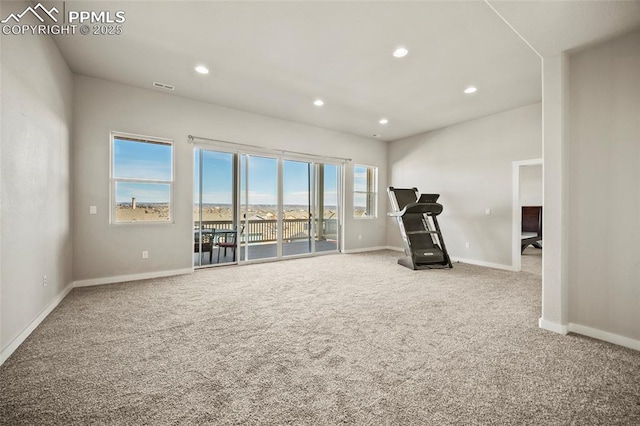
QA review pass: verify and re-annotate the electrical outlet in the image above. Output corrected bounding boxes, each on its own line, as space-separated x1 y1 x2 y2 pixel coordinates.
142 251 149 259
89 205 97 215
465 242 470 249
358 234 362 240
43 275 47 287
485 208 491 215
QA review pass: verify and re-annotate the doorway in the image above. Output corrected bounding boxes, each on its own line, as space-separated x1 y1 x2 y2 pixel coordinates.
512 158 543 272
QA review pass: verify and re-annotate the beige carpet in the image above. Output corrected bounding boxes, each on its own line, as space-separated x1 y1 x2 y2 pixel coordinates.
521 246 542 276
1 250 639 425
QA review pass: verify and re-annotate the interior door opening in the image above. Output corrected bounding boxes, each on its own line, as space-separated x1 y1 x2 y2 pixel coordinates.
512 158 543 273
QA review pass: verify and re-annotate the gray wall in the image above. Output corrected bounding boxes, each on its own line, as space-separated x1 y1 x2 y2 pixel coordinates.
568 30 640 340
520 165 543 207
0 1 74 353
72 76 388 282
387 103 542 268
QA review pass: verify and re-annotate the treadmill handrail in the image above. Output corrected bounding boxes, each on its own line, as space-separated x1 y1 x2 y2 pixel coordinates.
388 202 443 217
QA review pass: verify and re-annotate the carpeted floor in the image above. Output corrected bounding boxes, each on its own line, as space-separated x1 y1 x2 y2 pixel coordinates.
521 246 542 276
1 250 639 425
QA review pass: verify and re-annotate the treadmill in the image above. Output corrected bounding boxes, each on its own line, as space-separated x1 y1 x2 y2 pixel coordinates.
387 187 453 270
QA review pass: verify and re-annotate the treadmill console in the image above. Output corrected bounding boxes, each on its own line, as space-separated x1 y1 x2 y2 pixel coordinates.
418 194 440 203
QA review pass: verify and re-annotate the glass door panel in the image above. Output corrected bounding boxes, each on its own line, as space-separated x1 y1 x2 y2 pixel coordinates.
199 150 341 265
240 155 279 262
316 164 339 253
194 151 203 267
283 160 312 257
194 149 236 267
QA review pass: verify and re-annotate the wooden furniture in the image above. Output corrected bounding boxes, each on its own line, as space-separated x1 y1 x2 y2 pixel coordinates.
521 206 542 253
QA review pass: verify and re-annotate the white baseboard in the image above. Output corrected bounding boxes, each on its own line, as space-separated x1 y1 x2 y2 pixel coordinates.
73 268 194 288
569 322 640 351
385 246 404 252
342 246 390 254
450 256 515 271
538 318 569 335
0 282 74 366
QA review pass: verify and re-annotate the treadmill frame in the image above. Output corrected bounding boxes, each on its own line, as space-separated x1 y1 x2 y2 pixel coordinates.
388 187 453 270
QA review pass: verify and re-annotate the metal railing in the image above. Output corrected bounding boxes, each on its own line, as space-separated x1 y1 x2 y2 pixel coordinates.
196 218 338 243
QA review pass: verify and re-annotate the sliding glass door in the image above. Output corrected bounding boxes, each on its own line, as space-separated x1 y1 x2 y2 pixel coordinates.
240 155 279 262
316 164 339 253
283 160 312 257
193 149 236 267
195 148 341 267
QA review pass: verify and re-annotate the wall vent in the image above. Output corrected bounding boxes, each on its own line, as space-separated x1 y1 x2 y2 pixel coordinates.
153 81 175 91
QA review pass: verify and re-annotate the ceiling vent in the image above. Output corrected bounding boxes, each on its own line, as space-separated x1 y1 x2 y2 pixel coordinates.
153 81 175 91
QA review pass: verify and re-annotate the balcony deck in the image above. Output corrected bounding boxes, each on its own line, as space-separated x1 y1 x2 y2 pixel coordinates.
194 239 338 267
194 218 338 267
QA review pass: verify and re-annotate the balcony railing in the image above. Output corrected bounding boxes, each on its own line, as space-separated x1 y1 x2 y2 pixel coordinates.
196 218 338 243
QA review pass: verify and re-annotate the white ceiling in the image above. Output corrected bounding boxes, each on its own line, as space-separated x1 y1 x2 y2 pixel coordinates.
50 1 640 142
488 0 640 57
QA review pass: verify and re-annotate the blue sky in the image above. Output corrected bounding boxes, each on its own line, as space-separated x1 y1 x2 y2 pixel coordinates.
114 140 339 206
353 165 370 208
195 150 338 207
114 138 172 203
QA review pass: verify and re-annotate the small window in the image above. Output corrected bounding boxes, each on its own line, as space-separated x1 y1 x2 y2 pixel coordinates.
111 133 173 223
353 164 377 218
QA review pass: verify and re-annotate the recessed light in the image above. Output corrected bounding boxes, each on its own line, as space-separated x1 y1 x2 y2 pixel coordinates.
195 65 209 74
393 47 408 58
464 86 477 94
379 118 389 125
313 99 324 106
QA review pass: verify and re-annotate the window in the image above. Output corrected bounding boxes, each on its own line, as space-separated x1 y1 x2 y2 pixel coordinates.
353 164 377 218
111 133 173 223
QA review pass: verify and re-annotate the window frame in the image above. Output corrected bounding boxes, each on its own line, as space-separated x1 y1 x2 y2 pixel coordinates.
353 164 378 219
110 131 175 225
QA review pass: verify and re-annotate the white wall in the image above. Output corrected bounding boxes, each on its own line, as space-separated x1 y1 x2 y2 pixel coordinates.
0 1 74 357
520 165 542 207
72 76 388 282
567 30 640 341
387 103 542 268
